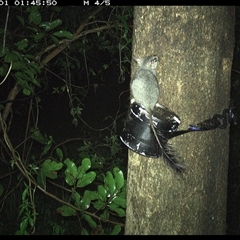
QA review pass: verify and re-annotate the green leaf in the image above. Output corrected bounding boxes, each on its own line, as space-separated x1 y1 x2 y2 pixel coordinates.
21 187 29 202
15 70 31 82
23 69 41 87
15 70 33 95
29 76 41 88
42 136 53 155
12 61 27 70
37 170 46 189
53 30 73 39
72 191 82 208
57 205 76 217
34 32 45 42
29 62 40 74
84 214 97 228
19 218 28 232
64 158 78 186
23 89 31 96
41 159 63 179
91 160 103 170
17 15 25 25
39 19 62 32
30 129 48 144
81 190 91 210
100 210 109 221
28 217 34 227
77 171 96 188
42 159 63 171
24 68 34 79
56 148 63 161
26 26 38 33
31 129 52 155
77 158 91 179
113 167 124 190
29 11 42 25
23 54 35 61
89 190 99 201
104 171 116 196
118 188 126 199
93 200 105 210
16 79 32 94
97 185 107 202
81 228 89 235
50 35 59 46
109 204 125 217
4 52 20 63
15 39 29 51
110 225 121 235
112 196 126 208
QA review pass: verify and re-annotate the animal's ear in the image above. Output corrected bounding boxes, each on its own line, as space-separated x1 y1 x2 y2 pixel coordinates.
132 56 143 65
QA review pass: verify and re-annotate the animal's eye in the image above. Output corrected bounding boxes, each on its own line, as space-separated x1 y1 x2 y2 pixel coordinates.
151 57 158 63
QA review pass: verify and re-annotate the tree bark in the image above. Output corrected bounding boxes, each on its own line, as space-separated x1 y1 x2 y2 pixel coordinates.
125 6 235 235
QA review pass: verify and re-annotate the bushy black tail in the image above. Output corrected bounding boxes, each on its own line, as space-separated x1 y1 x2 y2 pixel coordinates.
149 115 184 173
160 141 185 173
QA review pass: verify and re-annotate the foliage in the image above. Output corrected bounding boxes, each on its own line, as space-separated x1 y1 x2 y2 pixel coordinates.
0 6 133 234
0 120 126 234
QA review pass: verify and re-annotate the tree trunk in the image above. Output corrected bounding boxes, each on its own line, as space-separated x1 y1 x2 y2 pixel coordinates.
125 6 235 235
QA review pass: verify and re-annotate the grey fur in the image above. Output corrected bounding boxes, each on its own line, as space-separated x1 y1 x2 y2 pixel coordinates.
130 55 160 111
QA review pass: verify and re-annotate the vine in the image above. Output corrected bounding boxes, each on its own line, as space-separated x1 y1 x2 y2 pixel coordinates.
0 6 133 234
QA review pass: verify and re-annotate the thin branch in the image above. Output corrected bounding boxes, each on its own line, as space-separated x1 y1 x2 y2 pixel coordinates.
0 113 124 227
2 6 10 55
39 23 111 66
36 21 112 59
0 84 21 132
0 61 12 85
0 7 105 132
